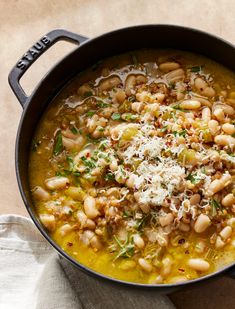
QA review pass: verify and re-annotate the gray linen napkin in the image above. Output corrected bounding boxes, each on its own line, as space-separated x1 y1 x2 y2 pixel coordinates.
0 215 175 309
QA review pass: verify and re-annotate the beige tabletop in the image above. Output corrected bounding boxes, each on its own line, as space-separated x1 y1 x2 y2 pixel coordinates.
1 0 235 308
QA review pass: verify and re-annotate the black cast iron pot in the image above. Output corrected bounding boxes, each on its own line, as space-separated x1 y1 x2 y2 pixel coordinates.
8 25 235 291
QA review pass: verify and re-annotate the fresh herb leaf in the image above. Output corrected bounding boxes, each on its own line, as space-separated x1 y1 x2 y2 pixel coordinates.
210 199 223 212
81 156 96 170
73 171 81 177
113 235 135 260
168 82 175 89
67 156 74 171
161 125 168 133
123 210 132 218
123 113 138 122
173 130 186 137
210 199 223 217
186 173 201 184
104 172 115 181
111 113 121 121
83 91 93 98
97 101 110 108
190 66 201 72
135 214 149 231
86 111 95 117
70 126 78 135
53 130 63 155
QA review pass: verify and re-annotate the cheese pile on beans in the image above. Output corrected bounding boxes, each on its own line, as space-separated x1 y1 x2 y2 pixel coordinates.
31 53 235 284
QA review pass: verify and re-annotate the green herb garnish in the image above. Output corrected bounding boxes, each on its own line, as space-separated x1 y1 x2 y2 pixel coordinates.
173 130 187 137
104 172 115 181
161 125 168 133
81 156 96 170
97 101 110 108
135 214 149 231
186 173 201 184
123 210 132 218
67 156 74 171
111 113 121 121
113 235 135 260
70 126 78 135
53 130 63 155
190 66 201 72
83 91 93 98
210 199 223 216
123 113 138 122
86 111 95 117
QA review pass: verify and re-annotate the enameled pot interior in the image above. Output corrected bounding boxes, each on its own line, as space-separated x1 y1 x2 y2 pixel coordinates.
16 25 235 288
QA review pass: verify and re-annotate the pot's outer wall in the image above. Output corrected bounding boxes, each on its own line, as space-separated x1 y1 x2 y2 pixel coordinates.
14 25 235 290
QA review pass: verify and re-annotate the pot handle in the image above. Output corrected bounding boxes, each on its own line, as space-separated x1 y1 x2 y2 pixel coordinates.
8 29 88 107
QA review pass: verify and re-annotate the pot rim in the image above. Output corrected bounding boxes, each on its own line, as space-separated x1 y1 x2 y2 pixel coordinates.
15 24 235 288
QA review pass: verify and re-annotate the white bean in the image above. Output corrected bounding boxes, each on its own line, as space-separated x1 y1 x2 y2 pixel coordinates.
39 214 56 232
58 224 73 236
222 123 235 135
208 119 220 135
188 258 210 272
222 193 235 207
159 213 174 227
33 186 50 201
213 108 225 122
165 68 185 83
179 100 201 110
45 176 69 190
86 219 96 230
214 135 235 147
159 62 180 72
84 196 100 219
194 214 211 233
131 102 145 113
207 173 232 196
125 74 147 96
138 258 153 273
202 107 211 122
227 218 235 228
194 77 207 91
203 86 215 97
99 76 121 92
90 235 103 250
161 256 173 277
220 226 232 240
215 236 225 249
77 210 88 228
133 234 145 249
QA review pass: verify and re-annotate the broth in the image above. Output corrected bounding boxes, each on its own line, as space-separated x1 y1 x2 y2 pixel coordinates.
29 49 235 284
